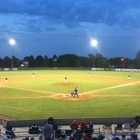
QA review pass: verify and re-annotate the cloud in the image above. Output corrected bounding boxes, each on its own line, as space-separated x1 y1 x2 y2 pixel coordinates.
0 0 140 31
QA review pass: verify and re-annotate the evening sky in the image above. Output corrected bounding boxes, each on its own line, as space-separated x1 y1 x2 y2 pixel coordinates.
0 0 140 59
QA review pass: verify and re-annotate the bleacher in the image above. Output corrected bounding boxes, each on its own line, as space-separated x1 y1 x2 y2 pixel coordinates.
0 116 140 140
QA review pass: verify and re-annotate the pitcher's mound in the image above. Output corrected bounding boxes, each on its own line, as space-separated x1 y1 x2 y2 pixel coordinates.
55 82 75 86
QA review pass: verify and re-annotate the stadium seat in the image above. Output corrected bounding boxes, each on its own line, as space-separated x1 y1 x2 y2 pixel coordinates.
65 129 73 136
122 123 131 133
55 129 66 139
103 124 112 133
115 123 123 134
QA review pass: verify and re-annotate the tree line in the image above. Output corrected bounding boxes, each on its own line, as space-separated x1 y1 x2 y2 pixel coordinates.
0 50 140 68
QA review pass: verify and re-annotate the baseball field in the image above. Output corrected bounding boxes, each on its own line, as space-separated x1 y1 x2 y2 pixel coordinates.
0 68 140 120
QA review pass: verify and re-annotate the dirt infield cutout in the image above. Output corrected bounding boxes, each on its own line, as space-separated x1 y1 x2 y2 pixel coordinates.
62 94 82 98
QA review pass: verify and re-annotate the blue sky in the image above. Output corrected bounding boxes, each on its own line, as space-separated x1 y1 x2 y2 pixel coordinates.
0 0 140 59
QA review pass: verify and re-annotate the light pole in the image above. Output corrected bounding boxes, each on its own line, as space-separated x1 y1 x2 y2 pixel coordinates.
121 58 125 68
9 39 15 69
91 39 98 67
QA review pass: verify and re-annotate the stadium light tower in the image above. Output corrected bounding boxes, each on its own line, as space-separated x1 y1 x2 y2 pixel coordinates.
121 58 125 68
91 39 98 67
9 39 16 69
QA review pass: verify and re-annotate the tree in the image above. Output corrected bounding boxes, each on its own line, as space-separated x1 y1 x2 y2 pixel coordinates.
95 53 102 67
78 56 90 67
135 50 140 68
23 56 30 61
43 55 49 67
125 58 134 68
12 55 19 67
98 57 109 68
28 55 35 67
59 54 80 67
88 54 95 67
36 55 43 67
52 54 58 67
0 57 3 68
108 57 123 68
3 56 11 68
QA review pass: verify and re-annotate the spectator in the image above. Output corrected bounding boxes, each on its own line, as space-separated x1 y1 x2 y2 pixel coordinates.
29 123 40 134
23 137 29 140
135 134 139 140
31 123 38 129
121 135 126 140
88 121 93 129
114 137 120 140
112 135 116 140
91 137 98 140
130 133 136 140
98 134 105 140
58 137 65 140
42 120 54 140
82 132 90 140
80 118 87 129
127 138 134 140
38 133 43 140
70 120 79 131
5 126 16 139
3 137 8 140
30 137 34 140
130 133 139 140
70 135 76 140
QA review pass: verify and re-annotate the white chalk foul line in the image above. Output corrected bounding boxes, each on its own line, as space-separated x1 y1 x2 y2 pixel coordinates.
82 81 140 95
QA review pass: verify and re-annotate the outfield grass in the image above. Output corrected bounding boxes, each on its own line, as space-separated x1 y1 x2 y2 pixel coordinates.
0 69 140 119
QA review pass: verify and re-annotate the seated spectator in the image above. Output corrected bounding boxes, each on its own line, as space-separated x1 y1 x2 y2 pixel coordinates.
82 132 90 140
130 120 139 130
88 121 93 129
31 123 39 129
91 137 98 140
70 135 76 140
22 137 29 140
135 134 139 140
3 137 8 140
58 137 65 140
30 137 34 140
114 138 120 140
38 134 43 140
5 126 16 139
127 138 134 140
98 134 105 140
112 135 116 140
130 133 139 140
120 135 126 140
80 118 87 129
70 120 79 131
29 123 40 134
